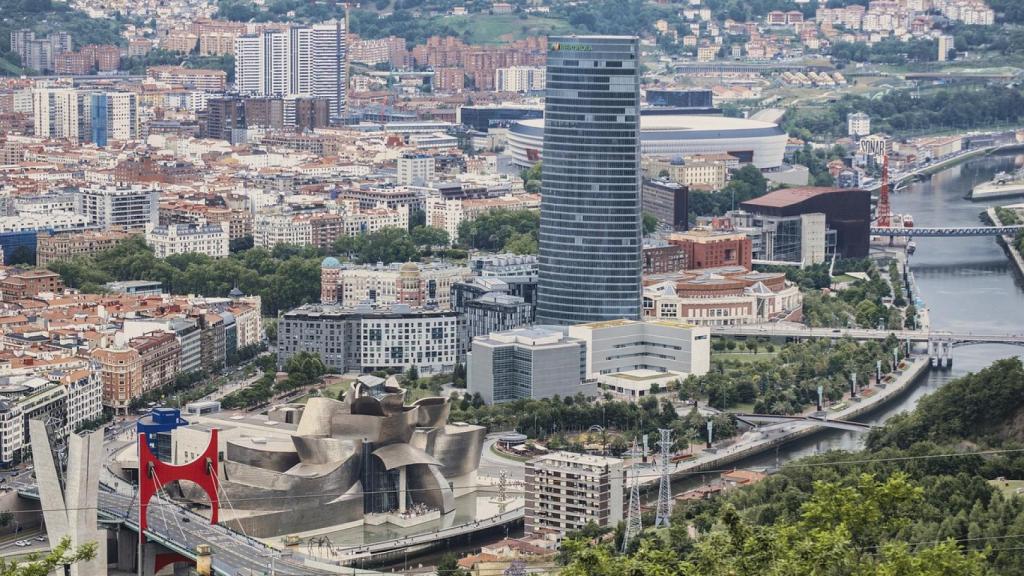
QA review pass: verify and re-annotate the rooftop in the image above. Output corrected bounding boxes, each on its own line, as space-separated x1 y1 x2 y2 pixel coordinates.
741 186 855 209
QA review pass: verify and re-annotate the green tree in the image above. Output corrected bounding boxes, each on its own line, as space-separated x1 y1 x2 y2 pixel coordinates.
410 225 449 248
0 537 96 576
436 552 468 576
503 232 538 255
642 212 658 235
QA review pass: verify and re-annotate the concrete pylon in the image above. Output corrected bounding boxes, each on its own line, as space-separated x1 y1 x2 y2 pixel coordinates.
29 419 107 576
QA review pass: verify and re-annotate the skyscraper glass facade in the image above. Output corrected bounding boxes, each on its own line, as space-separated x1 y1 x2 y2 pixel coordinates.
536 36 642 324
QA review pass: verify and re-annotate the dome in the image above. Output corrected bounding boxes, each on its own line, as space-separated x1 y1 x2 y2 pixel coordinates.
321 256 342 269
229 286 244 298
399 262 419 273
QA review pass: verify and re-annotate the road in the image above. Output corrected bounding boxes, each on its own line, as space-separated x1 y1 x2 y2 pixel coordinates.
709 323 1024 345
479 436 525 482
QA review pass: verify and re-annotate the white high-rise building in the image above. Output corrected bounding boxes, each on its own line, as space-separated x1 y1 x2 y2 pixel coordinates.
33 88 88 142
234 34 263 96
234 20 347 117
495 66 545 93
525 452 624 537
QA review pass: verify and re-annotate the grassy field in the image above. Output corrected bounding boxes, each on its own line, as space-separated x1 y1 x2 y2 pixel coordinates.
990 478 1024 499
441 14 572 44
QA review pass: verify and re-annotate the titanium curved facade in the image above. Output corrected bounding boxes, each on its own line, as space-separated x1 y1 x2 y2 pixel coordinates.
536 36 642 325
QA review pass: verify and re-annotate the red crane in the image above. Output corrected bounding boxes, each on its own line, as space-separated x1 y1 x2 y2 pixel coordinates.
876 155 891 228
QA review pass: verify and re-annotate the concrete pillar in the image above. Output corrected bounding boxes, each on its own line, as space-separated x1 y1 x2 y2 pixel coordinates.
28 420 107 576
399 467 408 513
196 543 213 576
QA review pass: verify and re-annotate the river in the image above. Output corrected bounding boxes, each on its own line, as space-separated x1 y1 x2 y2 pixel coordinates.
372 155 1024 570
735 152 1024 469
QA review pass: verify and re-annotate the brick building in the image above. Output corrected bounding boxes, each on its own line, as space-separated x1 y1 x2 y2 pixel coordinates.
667 229 752 270
0 270 64 300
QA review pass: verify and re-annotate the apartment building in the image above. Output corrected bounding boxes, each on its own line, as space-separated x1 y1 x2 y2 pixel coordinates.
0 270 64 300
147 66 228 91
75 184 160 230
494 66 545 92
129 331 182 393
320 259 471 308
525 452 624 538
277 303 459 374
0 371 103 466
145 222 230 258
92 345 143 414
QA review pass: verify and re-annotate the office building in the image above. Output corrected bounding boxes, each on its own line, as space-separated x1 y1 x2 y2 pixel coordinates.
75 184 160 230
567 319 710 381
847 112 871 138
537 36 643 325
278 303 460 374
642 242 687 274
145 222 229 258
397 153 435 186
736 187 870 260
525 452 623 537
454 281 534 354
468 327 591 404
644 89 715 111
642 179 689 231
234 20 347 118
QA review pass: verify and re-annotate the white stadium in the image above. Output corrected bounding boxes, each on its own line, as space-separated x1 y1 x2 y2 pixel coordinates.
506 114 788 170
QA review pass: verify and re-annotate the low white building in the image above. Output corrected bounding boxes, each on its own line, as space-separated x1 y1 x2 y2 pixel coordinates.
145 222 230 258
397 153 435 186
567 319 711 381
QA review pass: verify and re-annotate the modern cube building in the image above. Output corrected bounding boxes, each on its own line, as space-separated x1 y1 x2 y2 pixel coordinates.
467 327 592 404
536 36 643 325
567 319 710 380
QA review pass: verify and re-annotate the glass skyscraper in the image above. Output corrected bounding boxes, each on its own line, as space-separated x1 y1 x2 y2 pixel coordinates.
536 36 642 325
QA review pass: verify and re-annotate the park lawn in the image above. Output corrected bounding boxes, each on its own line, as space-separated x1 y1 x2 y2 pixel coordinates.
989 478 1024 499
442 14 572 44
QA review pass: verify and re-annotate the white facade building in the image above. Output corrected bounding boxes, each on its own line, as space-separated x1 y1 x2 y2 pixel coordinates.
567 319 711 379
847 112 871 138
0 370 103 466
397 153 435 186
75 184 160 230
494 66 545 92
234 20 347 117
145 222 230 258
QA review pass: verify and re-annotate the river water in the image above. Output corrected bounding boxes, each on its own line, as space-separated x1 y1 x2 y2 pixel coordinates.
370 155 1024 569
736 152 1024 469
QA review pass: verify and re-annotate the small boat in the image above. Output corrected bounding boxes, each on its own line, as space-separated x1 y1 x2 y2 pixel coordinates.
906 241 917 255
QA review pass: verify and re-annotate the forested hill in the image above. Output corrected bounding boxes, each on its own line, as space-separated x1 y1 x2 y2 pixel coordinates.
0 0 123 75
559 357 1024 575
867 357 1024 450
